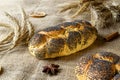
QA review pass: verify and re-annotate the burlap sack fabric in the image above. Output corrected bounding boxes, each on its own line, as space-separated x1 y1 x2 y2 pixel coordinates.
0 0 120 80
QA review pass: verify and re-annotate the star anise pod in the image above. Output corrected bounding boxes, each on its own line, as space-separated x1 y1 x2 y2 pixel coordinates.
42 64 60 75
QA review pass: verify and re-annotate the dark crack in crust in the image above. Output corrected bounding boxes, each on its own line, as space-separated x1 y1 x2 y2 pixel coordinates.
67 31 81 50
75 52 120 80
46 38 65 54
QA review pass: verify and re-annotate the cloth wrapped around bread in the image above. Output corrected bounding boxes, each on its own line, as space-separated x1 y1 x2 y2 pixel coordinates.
28 20 97 59
75 52 120 80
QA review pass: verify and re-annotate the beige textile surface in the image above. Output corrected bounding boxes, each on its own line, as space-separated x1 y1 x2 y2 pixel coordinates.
0 0 120 80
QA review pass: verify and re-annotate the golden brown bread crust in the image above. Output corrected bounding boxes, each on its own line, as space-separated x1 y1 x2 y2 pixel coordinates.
75 52 120 80
28 20 97 59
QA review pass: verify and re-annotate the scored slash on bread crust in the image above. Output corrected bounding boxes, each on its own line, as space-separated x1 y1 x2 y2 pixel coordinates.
75 52 120 80
28 20 97 59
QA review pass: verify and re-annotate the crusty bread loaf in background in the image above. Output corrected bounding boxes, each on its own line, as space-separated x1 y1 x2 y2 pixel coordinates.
28 20 97 59
75 52 120 80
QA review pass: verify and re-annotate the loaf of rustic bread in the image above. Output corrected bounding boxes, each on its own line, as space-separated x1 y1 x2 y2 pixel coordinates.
75 52 120 80
28 20 97 59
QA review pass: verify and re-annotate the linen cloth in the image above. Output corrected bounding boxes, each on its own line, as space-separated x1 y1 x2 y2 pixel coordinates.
0 0 120 80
